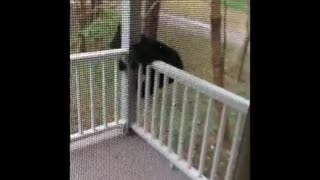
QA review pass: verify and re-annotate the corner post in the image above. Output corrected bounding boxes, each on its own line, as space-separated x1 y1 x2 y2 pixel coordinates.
121 0 142 134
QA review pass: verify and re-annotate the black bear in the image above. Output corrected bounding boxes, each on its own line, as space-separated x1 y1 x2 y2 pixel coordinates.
110 24 184 98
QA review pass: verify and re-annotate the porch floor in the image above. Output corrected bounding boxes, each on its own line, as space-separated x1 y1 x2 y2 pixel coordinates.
70 129 190 180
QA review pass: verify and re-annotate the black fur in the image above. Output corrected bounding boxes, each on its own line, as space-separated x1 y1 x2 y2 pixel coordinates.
110 24 184 98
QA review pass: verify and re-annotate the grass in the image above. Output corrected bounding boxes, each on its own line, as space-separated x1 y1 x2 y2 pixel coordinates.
226 0 249 12
161 0 248 26
158 23 250 98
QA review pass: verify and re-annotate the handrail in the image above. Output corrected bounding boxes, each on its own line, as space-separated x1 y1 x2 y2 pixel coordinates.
151 61 250 113
70 48 128 61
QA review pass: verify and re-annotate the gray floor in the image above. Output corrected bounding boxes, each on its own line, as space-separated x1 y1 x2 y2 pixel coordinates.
70 131 190 180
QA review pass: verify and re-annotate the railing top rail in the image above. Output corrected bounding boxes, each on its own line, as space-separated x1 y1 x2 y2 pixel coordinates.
151 61 250 113
70 48 128 62
70 49 249 113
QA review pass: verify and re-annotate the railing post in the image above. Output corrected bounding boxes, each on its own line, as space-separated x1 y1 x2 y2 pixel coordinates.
233 107 250 180
123 0 142 134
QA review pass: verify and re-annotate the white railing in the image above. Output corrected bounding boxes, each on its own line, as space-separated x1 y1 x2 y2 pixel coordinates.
70 49 128 141
131 61 250 180
70 0 131 141
70 1 249 179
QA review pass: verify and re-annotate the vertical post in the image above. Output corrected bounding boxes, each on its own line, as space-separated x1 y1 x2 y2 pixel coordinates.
159 75 169 144
119 0 132 124
225 113 244 180
168 80 178 151
151 70 160 137
75 67 82 134
121 0 130 50
177 86 189 159
233 108 250 180
120 61 128 122
119 0 130 127
143 65 152 131
210 105 228 180
124 0 142 134
187 91 200 167
198 97 213 176
102 61 107 127
136 64 143 126
114 57 119 123
89 63 95 131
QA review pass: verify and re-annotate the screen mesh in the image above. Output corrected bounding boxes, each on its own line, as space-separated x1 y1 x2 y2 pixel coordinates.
70 0 122 53
70 0 250 180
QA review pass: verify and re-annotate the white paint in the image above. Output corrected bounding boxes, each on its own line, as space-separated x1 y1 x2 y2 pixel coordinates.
143 65 152 131
102 61 107 127
199 98 213 175
168 80 178 151
121 0 130 49
210 106 228 180
132 124 209 180
89 64 95 131
224 113 245 180
75 68 82 134
70 126 123 152
70 48 128 62
188 91 200 166
151 71 160 137
152 61 250 113
136 64 143 125
70 120 125 142
159 75 169 144
120 71 128 121
177 86 189 159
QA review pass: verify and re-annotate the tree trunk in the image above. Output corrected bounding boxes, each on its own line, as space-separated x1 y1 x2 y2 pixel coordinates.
237 34 250 82
91 0 103 19
211 0 232 148
211 0 224 119
237 14 250 82
233 108 250 180
143 0 161 39
91 0 96 9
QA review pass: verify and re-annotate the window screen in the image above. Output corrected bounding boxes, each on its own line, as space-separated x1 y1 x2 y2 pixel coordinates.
70 0 250 180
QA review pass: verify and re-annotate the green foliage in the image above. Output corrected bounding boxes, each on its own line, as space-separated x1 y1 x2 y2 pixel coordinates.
82 8 120 41
226 0 249 12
